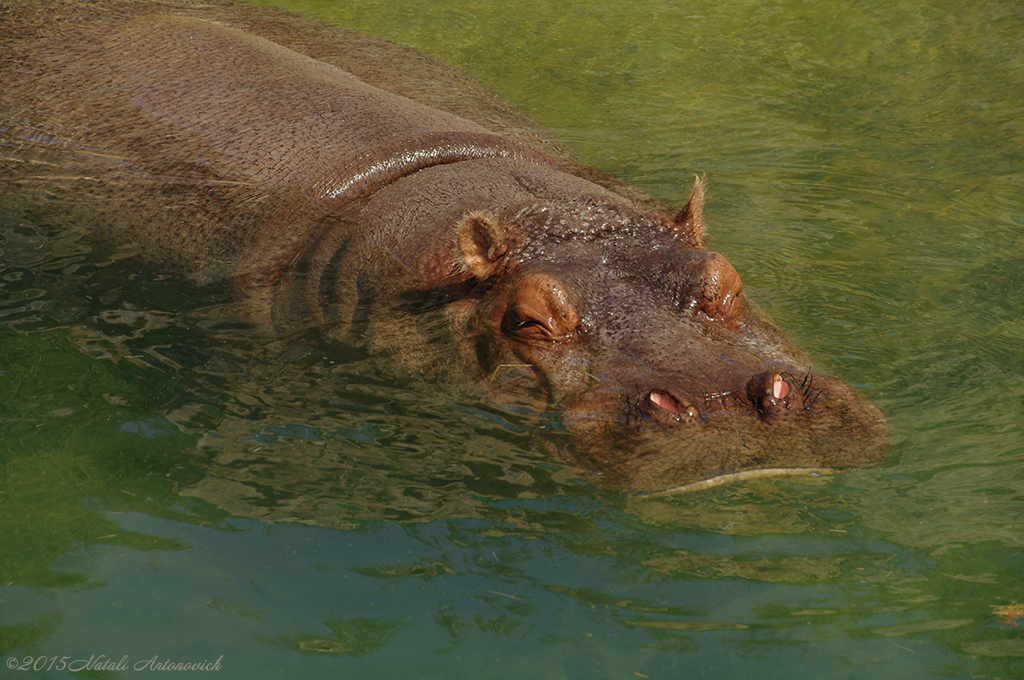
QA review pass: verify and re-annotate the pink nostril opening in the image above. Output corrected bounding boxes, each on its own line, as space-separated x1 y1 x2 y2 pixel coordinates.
649 391 698 419
772 375 790 400
650 390 680 412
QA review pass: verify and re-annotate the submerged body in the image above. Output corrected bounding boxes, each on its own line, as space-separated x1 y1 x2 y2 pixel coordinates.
0 0 887 492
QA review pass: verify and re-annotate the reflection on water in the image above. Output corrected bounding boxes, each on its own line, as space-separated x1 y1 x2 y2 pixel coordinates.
2 0 1024 676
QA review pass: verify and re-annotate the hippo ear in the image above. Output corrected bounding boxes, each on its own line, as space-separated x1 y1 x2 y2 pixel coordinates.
457 211 508 279
671 176 706 249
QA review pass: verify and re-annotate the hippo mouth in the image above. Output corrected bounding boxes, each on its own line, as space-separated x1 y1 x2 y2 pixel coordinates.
638 466 837 495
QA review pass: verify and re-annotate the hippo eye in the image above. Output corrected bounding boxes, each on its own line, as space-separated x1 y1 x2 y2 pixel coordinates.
699 254 744 320
501 275 579 344
503 302 555 340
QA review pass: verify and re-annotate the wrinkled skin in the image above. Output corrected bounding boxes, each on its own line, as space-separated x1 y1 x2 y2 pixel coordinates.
0 0 887 492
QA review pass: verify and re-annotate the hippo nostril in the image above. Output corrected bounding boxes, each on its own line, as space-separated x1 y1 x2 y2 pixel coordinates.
772 374 789 400
649 390 699 419
649 390 677 412
747 372 802 420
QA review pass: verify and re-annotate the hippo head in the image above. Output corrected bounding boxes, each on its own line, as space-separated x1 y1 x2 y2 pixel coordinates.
448 179 888 493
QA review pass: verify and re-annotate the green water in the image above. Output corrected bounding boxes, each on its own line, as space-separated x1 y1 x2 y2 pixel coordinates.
2 0 1023 677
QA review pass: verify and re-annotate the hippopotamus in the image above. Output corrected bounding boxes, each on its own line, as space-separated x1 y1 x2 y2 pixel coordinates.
0 0 887 493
